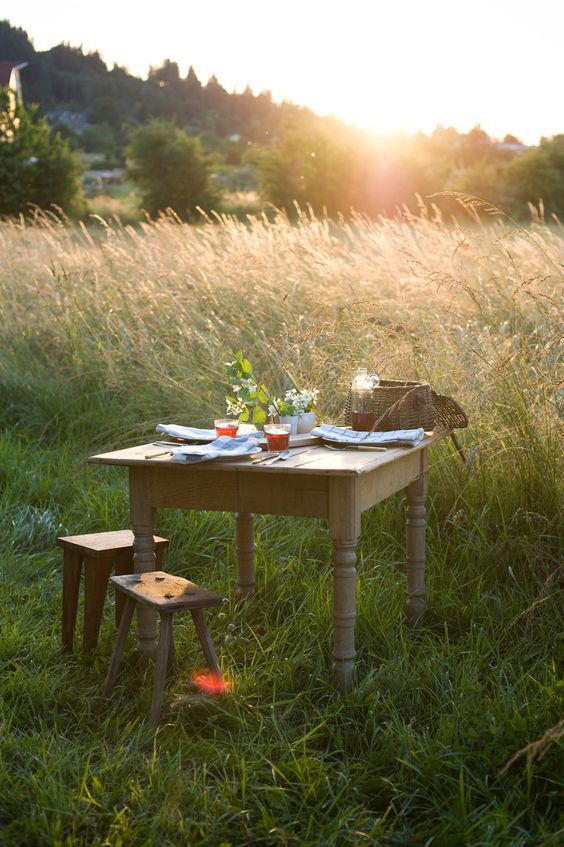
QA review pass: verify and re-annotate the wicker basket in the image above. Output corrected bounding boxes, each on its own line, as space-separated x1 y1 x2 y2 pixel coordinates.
344 379 468 432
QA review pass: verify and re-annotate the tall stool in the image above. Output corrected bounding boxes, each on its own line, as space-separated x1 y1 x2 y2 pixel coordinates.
57 530 170 652
103 571 224 726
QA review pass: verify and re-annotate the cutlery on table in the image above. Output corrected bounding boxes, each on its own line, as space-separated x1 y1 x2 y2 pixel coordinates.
252 450 290 465
324 444 387 452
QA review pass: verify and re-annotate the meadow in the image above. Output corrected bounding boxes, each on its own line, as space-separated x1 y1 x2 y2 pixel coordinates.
0 202 562 846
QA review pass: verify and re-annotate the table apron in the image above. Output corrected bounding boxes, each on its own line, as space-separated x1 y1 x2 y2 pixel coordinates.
131 452 425 518
142 467 329 517
238 471 329 517
359 451 423 511
149 467 240 511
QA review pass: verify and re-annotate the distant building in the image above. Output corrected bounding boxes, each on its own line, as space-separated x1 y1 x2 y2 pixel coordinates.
0 61 28 104
0 61 28 140
81 168 125 193
495 141 529 155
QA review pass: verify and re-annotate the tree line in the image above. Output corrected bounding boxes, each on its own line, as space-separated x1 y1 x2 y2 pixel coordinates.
1 19 564 222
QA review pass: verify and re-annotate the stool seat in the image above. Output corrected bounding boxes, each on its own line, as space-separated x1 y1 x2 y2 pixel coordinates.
57 530 169 557
110 572 223 611
58 530 169 652
103 571 224 726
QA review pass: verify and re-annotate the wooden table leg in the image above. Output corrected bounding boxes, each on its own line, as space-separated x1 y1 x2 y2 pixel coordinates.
235 512 255 599
329 478 360 692
129 468 158 663
405 449 429 626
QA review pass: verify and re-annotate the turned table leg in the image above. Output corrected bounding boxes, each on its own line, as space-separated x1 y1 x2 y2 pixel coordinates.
331 539 359 691
329 478 361 692
129 468 158 662
405 450 429 626
235 512 255 599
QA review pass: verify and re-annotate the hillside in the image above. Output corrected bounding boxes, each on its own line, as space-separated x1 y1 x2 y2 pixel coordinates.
0 19 317 163
3 18 564 222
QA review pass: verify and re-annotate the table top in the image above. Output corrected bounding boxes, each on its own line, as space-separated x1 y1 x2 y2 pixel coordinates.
88 430 450 478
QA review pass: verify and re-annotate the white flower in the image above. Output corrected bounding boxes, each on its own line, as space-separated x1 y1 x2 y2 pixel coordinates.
232 384 241 392
268 402 280 417
240 378 255 388
226 397 246 416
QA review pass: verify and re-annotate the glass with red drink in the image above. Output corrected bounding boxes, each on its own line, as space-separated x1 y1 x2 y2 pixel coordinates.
215 419 240 438
263 423 291 452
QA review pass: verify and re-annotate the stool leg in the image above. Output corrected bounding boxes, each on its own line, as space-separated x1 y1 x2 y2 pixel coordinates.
168 626 177 676
114 552 134 626
155 544 166 569
83 556 113 651
102 596 135 697
62 550 82 651
150 613 172 727
191 608 221 679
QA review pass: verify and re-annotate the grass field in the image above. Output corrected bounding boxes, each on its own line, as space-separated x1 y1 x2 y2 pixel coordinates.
0 204 562 845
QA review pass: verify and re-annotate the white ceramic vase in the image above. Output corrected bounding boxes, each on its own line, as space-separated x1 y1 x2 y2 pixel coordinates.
297 411 317 434
279 415 299 435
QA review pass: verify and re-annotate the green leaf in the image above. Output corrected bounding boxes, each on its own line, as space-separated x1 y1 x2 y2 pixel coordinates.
278 400 294 416
239 408 250 421
252 406 267 425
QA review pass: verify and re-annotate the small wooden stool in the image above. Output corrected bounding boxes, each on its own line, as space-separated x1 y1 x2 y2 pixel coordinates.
57 530 170 652
102 571 223 726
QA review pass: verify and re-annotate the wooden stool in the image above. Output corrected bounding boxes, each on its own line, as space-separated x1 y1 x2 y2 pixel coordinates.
57 530 170 652
102 571 223 726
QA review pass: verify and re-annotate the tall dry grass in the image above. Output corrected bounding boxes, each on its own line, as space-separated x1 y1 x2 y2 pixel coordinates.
0 204 562 844
1 204 561 511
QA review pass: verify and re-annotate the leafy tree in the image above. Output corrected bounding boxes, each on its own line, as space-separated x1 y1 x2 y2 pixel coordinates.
504 136 564 216
445 161 510 210
126 119 220 218
256 119 360 216
0 19 35 61
0 91 83 216
148 59 180 86
458 124 493 164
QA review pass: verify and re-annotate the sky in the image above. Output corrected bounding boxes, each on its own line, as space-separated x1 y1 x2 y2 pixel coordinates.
5 0 561 144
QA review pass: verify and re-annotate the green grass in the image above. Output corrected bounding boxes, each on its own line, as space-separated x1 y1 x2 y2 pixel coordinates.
0 207 562 845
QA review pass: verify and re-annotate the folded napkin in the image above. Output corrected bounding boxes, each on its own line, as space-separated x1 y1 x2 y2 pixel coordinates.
311 424 425 448
156 423 260 442
169 434 260 464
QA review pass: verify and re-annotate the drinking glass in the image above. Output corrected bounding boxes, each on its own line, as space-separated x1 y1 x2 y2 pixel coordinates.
263 423 291 452
215 419 240 437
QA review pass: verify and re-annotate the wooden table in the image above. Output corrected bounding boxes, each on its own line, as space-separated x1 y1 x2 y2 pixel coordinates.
89 431 449 691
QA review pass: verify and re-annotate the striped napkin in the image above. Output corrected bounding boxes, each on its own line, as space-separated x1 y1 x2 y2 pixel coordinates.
169 434 260 464
311 424 425 448
156 423 259 442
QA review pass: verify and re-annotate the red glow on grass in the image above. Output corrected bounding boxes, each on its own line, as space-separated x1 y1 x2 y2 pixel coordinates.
191 670 232 694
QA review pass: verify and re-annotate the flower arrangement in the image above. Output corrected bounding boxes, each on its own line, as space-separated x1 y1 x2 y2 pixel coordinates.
225 351 318 426
268 388 319 419
225 352 272 426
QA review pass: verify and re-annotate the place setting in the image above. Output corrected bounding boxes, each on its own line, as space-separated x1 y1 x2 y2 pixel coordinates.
143 355 467 467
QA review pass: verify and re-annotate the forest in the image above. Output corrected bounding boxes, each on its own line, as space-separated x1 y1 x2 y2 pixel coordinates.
2 18 564 221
